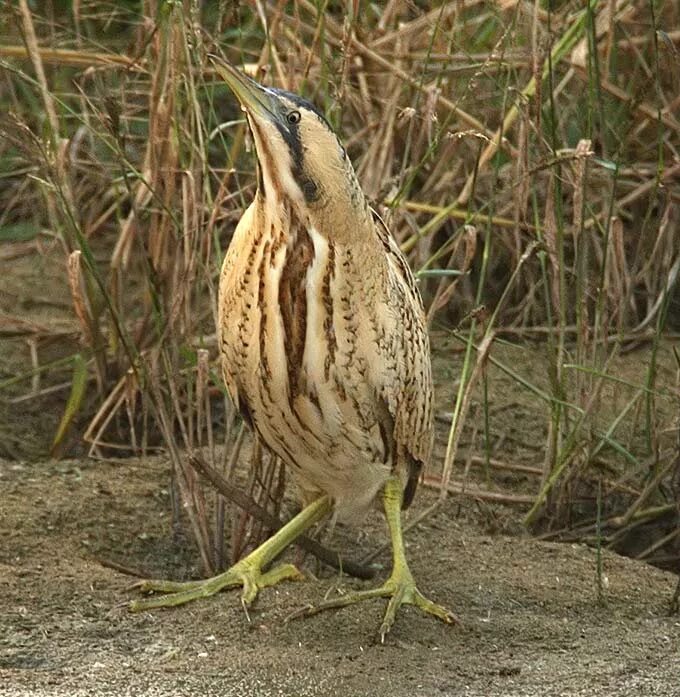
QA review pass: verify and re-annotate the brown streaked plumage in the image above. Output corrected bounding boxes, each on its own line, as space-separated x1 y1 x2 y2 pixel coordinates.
131 59 455 640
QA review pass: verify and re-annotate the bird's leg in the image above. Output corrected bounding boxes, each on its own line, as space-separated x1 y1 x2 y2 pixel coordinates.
129 495 332 613
294 476 456 641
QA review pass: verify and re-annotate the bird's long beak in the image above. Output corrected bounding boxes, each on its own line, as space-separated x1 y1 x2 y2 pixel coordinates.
210 56 279 124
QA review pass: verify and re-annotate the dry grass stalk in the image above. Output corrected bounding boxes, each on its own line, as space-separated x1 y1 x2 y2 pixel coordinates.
147 355 214 575
0 44 143 68
605 217 630 334
426 225 478 323
17 0 59 149
83 375 128 457
66 251 93 348
440 332 496 498
572 140 593 409
66 250 107 393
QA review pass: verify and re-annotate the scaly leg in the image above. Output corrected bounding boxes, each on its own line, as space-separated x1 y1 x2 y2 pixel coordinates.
130 495 332 613
294 477 456 641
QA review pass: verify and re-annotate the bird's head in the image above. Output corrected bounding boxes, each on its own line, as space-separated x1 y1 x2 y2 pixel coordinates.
213 58 368 229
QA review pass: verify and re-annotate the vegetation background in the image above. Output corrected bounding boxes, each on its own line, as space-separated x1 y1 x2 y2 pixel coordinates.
1 0 679 592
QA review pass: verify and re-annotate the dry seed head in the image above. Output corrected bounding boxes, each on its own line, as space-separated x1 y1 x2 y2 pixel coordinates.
572 139 593 238
397 106 417 124
67 250 93 348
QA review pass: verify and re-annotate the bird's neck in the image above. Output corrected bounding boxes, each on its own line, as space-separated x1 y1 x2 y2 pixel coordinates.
254 185 372 247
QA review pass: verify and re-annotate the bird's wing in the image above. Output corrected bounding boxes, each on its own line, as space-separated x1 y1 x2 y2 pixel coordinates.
217 204 258 428
371 210 434 501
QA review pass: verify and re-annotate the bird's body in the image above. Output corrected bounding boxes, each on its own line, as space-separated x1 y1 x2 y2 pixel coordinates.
132 61 454 639
218 183 433 520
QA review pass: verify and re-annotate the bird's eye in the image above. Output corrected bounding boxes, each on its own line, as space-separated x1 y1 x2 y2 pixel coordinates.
287 110 301 125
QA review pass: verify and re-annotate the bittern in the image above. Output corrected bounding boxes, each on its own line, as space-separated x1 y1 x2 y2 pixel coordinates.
131 59 455 640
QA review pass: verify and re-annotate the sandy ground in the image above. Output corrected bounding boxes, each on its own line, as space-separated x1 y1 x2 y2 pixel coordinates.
2 456 679 697
2 247 679 696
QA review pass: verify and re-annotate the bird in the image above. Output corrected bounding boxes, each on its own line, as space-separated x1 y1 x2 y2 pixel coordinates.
130 57 456 641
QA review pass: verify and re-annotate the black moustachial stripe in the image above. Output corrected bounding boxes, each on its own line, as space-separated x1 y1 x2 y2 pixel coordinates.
268 88 328 203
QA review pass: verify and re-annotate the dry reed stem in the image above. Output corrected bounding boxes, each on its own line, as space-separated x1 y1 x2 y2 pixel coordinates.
123 369 139 454
0 44 143 69
148 361 214 575
456 0 599 206
0 44 263 79
372 3 463 48
288 0 494 138
17 1 59 145
15 2 77 253
5 0 679 576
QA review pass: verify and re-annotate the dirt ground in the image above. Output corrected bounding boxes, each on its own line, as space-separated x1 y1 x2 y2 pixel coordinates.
2 454 679 697
2 247 680 696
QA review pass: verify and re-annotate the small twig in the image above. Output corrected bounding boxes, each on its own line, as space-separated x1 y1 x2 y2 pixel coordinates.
9 380 74 403
671 578 680 615
423 475 536 505
96 557 149 579
536 503 678 543
636 527 680 561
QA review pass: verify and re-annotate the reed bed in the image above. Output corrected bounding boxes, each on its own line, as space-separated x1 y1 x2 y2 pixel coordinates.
1 0 678 584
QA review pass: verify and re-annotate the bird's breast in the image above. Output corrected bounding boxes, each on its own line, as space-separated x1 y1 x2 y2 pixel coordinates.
218 204 393 515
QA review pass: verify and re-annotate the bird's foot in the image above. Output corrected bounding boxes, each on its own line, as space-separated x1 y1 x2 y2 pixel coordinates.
129 559 304 614
292 566 456 642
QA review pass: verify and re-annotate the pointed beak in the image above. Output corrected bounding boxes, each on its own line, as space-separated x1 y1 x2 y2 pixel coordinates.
210 56 280 124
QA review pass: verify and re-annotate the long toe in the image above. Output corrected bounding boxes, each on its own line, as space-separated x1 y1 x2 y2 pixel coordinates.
129 561 303 613
129 567 243 611
380 584 457 642
292 576 455 641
